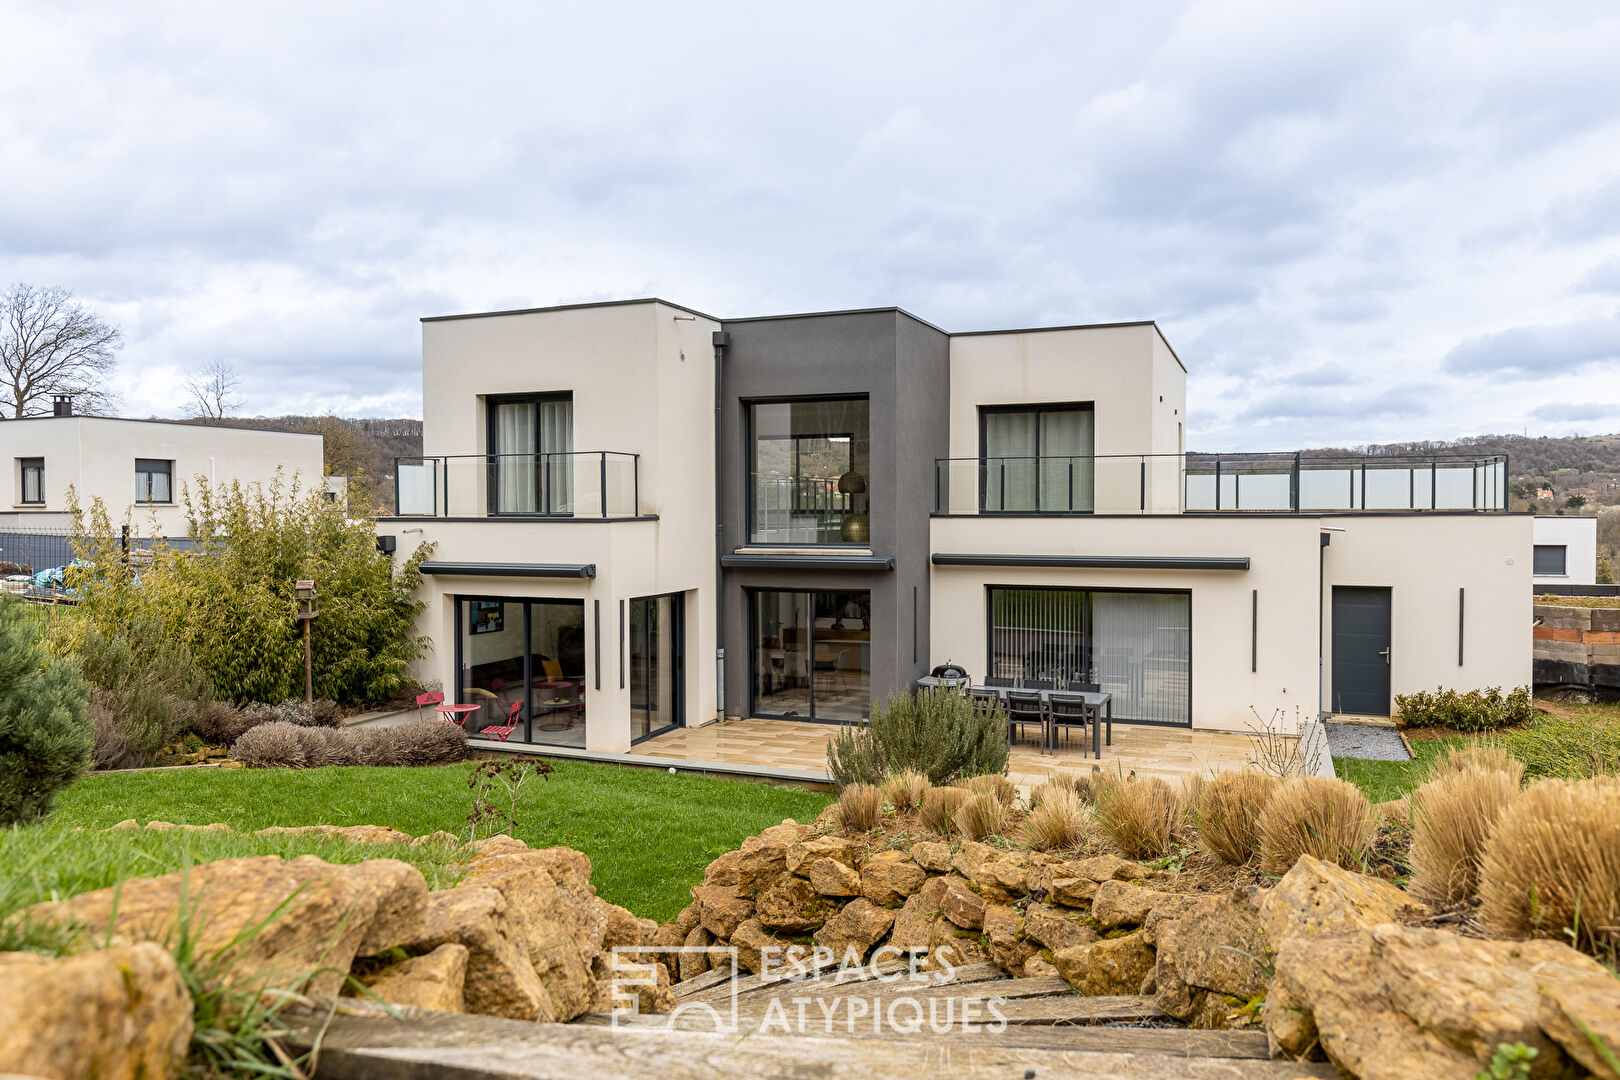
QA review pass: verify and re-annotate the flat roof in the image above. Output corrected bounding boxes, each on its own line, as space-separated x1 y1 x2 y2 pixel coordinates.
419 297 1183 367
0 415 322 436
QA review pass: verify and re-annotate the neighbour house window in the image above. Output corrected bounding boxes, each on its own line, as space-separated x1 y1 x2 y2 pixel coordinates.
487 394 573 515
980 403 1095 512
1533 545 1567 576
749 397 871 544
18 458 43 504
135 459 173 503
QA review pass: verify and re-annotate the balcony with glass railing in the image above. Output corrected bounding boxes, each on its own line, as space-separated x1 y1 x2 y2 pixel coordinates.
934 452 1509 515
393 452 641 518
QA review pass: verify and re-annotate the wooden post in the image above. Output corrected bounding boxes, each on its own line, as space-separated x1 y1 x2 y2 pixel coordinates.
303 618 313 702
295 579 318 703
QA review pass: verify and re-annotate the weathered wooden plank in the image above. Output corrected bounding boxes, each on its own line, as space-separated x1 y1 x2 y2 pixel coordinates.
994 995 1168 1025
735 974 1074 1014
296 1010 1340 1080
669 964 737 1000
685 960 1007 1006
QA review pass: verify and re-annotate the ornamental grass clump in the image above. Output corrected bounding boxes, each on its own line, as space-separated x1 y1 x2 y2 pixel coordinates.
955 790 1005 841
957 772 1015 807
1194 770 1278 866
1478 777 1620 959
1257 776 1374 875
827 688 1008 790
920 785 970 837
1427 742 1525 787
879 770 929 813
1096 775 1183 860
1024 785 1090 852
1409 767 1520 904
837 783 884 833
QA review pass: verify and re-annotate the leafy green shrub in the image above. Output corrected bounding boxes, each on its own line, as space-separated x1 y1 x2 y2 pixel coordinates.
67 472 430 706
0 596 93 824
1501 712 1620 781
61 615 213 765
1395 686 1534 732
826 688 1008 790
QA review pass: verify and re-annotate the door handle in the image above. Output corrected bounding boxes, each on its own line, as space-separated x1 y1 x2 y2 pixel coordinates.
1379 647 1390 664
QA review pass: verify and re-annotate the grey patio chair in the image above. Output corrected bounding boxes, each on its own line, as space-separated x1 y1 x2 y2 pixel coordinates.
1045 692 1091 756
984 675 1015 688
1004 690 1046 752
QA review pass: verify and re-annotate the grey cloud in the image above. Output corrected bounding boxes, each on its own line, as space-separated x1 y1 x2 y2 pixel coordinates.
1529 402 1617 423
1442 314 1620 377
1575 257 1620 295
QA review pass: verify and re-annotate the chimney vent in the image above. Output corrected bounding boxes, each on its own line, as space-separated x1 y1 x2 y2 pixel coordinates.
52 395 73 417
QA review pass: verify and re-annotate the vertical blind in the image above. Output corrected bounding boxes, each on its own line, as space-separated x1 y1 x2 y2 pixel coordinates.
988 587 1190 725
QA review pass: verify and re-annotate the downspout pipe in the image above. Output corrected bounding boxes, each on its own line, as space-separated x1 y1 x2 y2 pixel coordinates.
712 330 730 722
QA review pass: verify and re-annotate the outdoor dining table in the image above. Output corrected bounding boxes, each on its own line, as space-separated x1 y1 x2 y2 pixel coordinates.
975 685 1112 759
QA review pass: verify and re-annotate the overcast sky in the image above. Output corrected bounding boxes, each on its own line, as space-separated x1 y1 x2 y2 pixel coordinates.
3 1 1619 450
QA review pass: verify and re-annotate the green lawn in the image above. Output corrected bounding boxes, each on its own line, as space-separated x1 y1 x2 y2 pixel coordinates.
1332 735 1462 802
7 761 830 924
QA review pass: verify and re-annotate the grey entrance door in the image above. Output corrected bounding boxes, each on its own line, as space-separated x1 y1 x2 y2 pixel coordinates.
1332 586 1392 715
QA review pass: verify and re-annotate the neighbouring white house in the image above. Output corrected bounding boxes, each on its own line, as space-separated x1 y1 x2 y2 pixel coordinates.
377 298 1533 753
0 399 327 549
1531 515 1598 586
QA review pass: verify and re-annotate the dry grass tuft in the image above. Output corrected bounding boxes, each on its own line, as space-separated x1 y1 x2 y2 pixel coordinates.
879 770 930 813
956 773 1016 807
1257 776 1374 875
920 785 970 837
1096 775 1184 860
955 790 1006 841
1409 768 1520 904
1478 777 1620 959
1194 770 1279 866
1043 770 1103 804
1427 742 1525 788
1372 795 1412 827
837 783 885 833
1024 785 1092 851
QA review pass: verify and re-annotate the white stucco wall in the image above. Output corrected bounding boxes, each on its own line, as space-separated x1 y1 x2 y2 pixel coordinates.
1531 516 1598 585
0 417 324 536
929 514 1322 733
946 324 1188 515
1319 514 1534 712
403 300 720 751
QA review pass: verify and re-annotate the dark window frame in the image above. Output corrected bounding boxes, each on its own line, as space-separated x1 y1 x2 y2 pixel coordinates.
452 592 588 745
976 402 1096 515
1533 544 1568 576
983 583 1192 727
18 457 43 505
484 391 574 516
134 458 174 504
746 586 873 723
743 393 871 548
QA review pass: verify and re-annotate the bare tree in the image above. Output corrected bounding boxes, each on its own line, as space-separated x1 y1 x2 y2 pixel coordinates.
0 284 122 417
184 357 244 421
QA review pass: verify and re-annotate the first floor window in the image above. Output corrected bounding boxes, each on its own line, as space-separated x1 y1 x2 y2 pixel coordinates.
135 459 173 503
19 458 43 504
987 586 1190 725
1533 545 1567 576
980 403 1095 512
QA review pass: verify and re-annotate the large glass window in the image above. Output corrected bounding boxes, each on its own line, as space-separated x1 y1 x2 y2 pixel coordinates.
629 593 683 742
488 394 573 515
752 589 870 722
981 404 1094 512
457 597 587 745
988 586 1189 725
749 397 870 544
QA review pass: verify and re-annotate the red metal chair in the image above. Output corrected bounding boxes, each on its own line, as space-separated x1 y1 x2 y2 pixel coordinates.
415 691 444 722
479 701 522 742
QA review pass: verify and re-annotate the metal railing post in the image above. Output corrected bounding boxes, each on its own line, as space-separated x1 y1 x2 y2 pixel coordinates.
600 452 608 518
1139 458 1145 514
1291 452 1300 513
1214 458 1222 512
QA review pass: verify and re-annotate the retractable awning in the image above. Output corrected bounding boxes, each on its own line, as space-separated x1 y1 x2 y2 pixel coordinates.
419 561 597 578
931 553 1249 571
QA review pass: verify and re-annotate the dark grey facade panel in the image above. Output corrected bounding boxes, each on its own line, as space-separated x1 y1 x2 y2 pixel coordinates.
420 561 597 578
930 553 1251 571
720 553 896 571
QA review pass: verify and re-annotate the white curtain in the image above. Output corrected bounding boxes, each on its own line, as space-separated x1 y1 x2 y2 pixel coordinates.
984 411 1038 510
495 403 537 513
1091 592 1189 724
1039 409 1094 511
538 399 573 513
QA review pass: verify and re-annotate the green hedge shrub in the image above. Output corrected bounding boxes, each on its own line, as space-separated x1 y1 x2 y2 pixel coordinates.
827 688 1008 790
0 597 93 824
1394 686 1534 732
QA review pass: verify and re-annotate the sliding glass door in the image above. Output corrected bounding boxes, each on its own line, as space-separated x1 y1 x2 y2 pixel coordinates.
488 394 573 514
987 586 1190 725
629 593 683 742
457 596 587 745
981 403 1095 512
751 589 871 722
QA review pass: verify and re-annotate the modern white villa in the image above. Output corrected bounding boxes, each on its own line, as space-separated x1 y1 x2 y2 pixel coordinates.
379 299 1533 753
0 399 327 539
